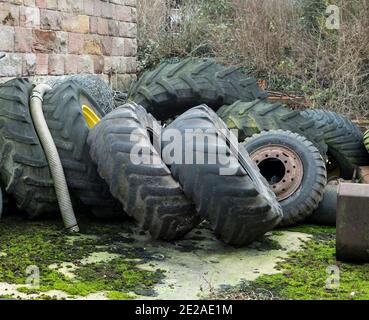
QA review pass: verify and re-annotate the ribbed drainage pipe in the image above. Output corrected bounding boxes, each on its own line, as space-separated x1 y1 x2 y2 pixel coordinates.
30 84 79 232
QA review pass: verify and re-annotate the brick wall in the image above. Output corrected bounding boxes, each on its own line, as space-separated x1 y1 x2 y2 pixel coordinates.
0 0 137 90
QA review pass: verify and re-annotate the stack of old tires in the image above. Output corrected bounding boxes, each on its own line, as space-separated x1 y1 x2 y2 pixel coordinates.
0 78 123 220
125 58 369 228
1 58 368 247
0 75 283 247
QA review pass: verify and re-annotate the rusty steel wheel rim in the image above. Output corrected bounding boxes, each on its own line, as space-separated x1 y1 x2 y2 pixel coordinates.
250 144 304 201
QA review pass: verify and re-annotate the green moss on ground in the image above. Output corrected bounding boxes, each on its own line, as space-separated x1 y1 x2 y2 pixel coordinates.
282 224 336 236
106 291 136 300
214 225 369 300
0 215 163 300
4 215 369 301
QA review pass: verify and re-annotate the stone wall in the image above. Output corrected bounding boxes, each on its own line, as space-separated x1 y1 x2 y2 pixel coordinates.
0 0 137 90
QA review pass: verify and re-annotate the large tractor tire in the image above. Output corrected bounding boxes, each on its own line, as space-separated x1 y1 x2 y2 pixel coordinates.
0 78 58 218
49 75 116 115
42 81 124 218
301 109 369 179
364 130 369 154
217 100 328 157
128 58 266 121
244 130 327 226
162 105 283 247
87 103 201 240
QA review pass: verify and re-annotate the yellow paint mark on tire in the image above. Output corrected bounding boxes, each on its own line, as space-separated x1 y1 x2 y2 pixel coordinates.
82 105 101 129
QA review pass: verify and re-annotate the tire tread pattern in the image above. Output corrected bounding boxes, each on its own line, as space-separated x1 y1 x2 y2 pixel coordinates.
42 81 123 218
87 102 201 240
163 105 283 247
217 100 328 156
0 78 58 218
301 109 369 178
129 58 267 120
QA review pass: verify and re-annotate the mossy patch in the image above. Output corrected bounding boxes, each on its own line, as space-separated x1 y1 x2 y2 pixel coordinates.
213 226 369 300
106 291 137 300
0 215 163 299
282 224 336 236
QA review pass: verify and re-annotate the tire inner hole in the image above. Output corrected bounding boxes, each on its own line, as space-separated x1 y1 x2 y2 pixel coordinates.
258 158 286 185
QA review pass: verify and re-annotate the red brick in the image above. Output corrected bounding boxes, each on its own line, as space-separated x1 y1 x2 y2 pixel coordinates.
97 17 108 35
83 35 101 55
83 0 95 16
0 3 20 26
112 57 127 73
35 53 48 74
108 19 119 36
14 27 33 52
123 38 137 57
0 26 15 52
115 5 130 22
40 9 62 30
78 15 89 33
35 0 47 8
101 2 113 19
131 7 137 23
55 31 67 53
101 36 112 55
48 54 65 75
93 0 102 16
68 33 84 54
93 55 104 74
32 29 56 53
89 16 98 33
112 37 124 56
103 56 112 73
78 55 94 73
23 53 37 76
0 53 22 77
20 6 40 28
119 22 136 38
60 13 78 32
64 54 79 74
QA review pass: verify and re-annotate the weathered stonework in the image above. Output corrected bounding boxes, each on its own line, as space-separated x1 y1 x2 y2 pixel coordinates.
0 0 137 90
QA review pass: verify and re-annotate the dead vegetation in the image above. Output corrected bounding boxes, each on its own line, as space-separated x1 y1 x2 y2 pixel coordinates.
137 0 369 119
